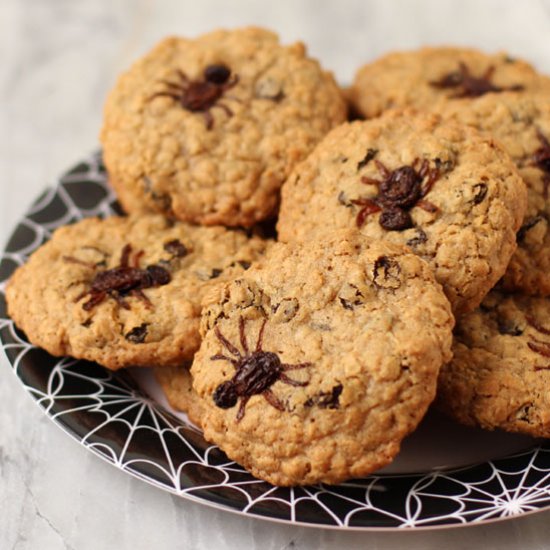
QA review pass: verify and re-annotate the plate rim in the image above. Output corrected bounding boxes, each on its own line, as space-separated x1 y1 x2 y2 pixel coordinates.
4 358 550 532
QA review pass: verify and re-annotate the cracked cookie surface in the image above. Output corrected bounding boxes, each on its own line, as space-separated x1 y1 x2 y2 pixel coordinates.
435 92 550 295
191 233 454 485
277 111 527 315
437 291 550 438
350 46 550 119
6 215 270 370
101 27 347 227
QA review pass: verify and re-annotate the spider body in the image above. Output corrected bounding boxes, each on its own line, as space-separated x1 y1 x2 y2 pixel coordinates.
377 165 423 208
211 317 311 421
430 62 523 98
352 158 440 231
68 244 171 311
149 63 239 129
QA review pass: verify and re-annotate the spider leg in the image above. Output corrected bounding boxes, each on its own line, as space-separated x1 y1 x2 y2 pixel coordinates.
281 362 311 371
263 390 285 412
239 316 249 354
81 245 108 257
62 256 96 269
148 91 182 102
131 288 152 309
210 353 239 367
483 65 495 80
528 340 550 358
159 80 185 91
175 69 189 84
535 365 550 371
112 292 131 310
356 205 381 228
74 289 90 303
280 373 308 387
82 291 106 310
215 103 233 117
416 199 438 213
375 160 391 178
214 326 242 358
361 176 382 186
530 336 550 347
537 128 550 148
203 110 214 130
132 249 144 268
420 167 441 197
351 199 381 227
223 74 239 91
255 318 268 351
527 315 550 335
120 244 132 267
416 158 429 179
236 396 250 422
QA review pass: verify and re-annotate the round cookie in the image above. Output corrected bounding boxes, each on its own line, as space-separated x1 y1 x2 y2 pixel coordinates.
350 46 550 119
438 291 550 438
6 215 270 370
191 233 454 486
435 92 550 295
277 111 527 316
155 364 203 427
101 27 347 227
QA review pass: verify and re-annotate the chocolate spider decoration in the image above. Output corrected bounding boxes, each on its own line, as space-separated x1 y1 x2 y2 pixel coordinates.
533 129 550 197
211 317 311 422
352 158 440 231
430 62 523 98
525 314 550 371
66 244 171 311
149 63 239 129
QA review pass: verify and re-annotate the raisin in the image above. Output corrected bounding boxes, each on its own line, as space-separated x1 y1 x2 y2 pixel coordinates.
213 380 238 408
146 265 171 285
338 191 353 207
372 256 401 289
125 323 148 343
472 183 488 205
379 207 413 230
164 239 188 258
497 318 523 336
204 64 230 84
357 148 378 171
406 228 428 248
378 166 422 209
339 298 354 310
305 385 343 409
210 268 223 279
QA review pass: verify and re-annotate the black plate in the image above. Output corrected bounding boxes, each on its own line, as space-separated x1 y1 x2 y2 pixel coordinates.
2 153 550 530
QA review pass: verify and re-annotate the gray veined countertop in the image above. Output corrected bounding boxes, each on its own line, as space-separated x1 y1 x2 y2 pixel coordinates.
2 0 550 548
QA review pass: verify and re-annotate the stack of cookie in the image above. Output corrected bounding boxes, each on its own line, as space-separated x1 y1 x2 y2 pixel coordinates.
345 49 550 441
7 30 550 486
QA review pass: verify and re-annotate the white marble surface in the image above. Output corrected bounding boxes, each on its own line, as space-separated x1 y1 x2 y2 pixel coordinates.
3 0 550 548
